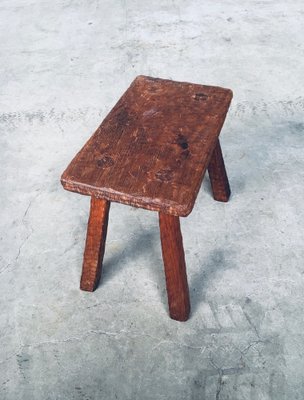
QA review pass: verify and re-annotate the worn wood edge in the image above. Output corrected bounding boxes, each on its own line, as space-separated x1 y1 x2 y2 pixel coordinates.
136 75 234 100
60 176 192 217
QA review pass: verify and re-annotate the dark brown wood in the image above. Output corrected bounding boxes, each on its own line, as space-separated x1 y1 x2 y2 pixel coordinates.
61 75 233 217
159 212 190 321
208 139 231 202
61 76 233 321
80 197 110 291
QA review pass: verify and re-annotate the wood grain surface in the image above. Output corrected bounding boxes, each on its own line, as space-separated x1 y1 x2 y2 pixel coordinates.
159 212 190 321
61 75 232 216
80 197 110 291
208 138 231 202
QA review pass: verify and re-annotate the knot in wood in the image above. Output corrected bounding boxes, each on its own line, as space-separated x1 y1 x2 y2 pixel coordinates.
97 155 114 168
176 133 189 150
193 92 208 101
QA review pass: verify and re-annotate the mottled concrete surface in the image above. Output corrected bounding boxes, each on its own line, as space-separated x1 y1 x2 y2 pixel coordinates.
1 1 304 399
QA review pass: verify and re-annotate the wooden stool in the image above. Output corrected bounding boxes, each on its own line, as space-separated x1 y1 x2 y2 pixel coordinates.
61 76 232 321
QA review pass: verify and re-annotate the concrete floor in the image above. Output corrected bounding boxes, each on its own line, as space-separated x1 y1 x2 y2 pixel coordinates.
1 0 304 399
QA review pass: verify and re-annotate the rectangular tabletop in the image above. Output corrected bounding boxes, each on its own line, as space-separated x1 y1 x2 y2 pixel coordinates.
61 76 232 216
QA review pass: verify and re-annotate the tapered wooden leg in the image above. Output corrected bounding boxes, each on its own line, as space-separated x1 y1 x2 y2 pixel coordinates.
159 213 190 321
208 138 231 202
80 197 110 292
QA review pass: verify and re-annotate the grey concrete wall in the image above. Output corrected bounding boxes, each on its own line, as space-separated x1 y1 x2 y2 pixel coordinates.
0 0 304 399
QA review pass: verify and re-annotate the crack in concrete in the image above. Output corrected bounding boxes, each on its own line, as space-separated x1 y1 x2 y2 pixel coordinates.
242 310 260 338
207 351 258 399
216 371 224 400
208 357 225 400
15 328 209 355
0 230 32 276
0 190 42 275
239 339 270 356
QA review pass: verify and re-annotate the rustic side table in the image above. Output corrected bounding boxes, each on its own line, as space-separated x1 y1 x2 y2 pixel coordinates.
61 76 232 321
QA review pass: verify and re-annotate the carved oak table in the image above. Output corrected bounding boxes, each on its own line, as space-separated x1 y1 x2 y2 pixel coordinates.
61 75 233 321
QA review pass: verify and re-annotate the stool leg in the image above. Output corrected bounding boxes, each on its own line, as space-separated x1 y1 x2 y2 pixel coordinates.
159 213 190 321
208 138 231 202
80 197 110 292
